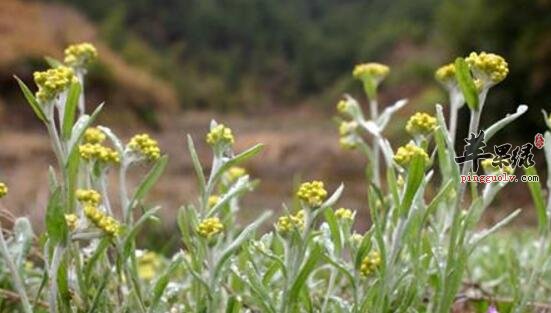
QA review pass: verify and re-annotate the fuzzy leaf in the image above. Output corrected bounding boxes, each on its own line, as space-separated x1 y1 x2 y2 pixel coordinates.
62 81 81 139
45 188 68 244
14 76 48 123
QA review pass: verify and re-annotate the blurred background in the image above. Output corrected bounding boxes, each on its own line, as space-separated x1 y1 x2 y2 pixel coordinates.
0 0 549 248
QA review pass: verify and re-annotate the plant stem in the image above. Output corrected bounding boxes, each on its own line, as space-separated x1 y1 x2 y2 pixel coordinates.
0 226 33 313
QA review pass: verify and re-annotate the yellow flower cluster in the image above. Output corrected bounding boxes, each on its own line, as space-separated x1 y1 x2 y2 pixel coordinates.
64 43 98 67
435 63 456 84
76 189 101 206
208 195 220 208
79 143 120 164
353 63 390 81
224 166 246 183
297 181 328 207
334 208 354 220
0 182 8 198
65 214 79 231
83 127 106 144
360 251 381 276
406 112 437 136
350 233 364 246
196 217 224 239
137 251 162 281
336 99 350 114
481 158 514 175
276 210 305 234
84 205 121 236
128 134 161 161
339 121 358 136
33 66 77 102
466 52 509 84
393 143 429 167
206 124 234 146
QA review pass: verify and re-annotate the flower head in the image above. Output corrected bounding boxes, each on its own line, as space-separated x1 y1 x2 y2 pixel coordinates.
207 195 220 208
276 210 305 234
197 217 224 239
84 205 121 236
297 181 328 207
334 208 354 220
481 158 514 175
360 251 381 276
435 63 456 86
79 143 120 164
406 112 437 136
0 182 7 198
127 134 161 161
65 214 79 231
393 143 429 167
76 189 101 206
466 52 508 85
224 166 246 184
137 251 162 281
350 233 364 246
33 66 77 102
83 127 106 144
206 124 234 146
64 43 98 68
353 63 390 82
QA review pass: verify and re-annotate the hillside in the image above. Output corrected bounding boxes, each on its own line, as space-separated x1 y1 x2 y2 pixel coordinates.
0 0 178 129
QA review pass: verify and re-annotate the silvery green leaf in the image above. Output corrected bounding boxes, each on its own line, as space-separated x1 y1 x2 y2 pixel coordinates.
468 209 521 249
376 99 408 129
9 218 34 268
542 110 551 129
485 105 528 142
435 104 453 149
319 183 344 211
207 175 252 217
66 102 104 160
98 126 124 153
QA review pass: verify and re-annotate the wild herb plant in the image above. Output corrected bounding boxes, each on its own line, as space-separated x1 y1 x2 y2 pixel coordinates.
0 44 549 312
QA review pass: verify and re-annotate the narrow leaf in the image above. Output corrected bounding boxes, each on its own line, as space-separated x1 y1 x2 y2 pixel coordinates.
62 81 81 139
14 76 47 123
454 58 479 111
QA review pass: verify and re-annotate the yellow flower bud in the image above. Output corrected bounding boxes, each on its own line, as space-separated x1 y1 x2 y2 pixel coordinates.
64 43 98 68
196 217 224 239
33 66 77 102
206 124 234 146
76 189 101 206
297 181 328 207
435 63 456 85
466 52 508 85
406 112 437 136
360 251 381 276
276 210 305 234
128 133 161 161
0 182 7 198
334 208 354 220
353 63 390 82
393 143 429 167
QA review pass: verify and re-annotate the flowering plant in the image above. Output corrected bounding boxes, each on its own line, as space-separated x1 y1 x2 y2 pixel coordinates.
0 44 549 313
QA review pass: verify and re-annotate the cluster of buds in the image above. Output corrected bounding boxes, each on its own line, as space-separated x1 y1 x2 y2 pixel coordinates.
127 134 161 161
466 52 509 86
435 63 456 87
64 214 79 231
64 43 98 68
33 66 77 103
196 217 224 239
223 166 246 184
353 63 390 84
206 124 235 147
406 112 437 137
207 195 220 208
136 250 162 281
0 182 7 198
79 128 120 164
276 210 305 234
338 121 360 150
297 180 328 208
360 250 381 276
83 205 121 236
77 189 121 236
393 143 429 167
481 158 514 175
76 189 101 206
334 207 354 221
